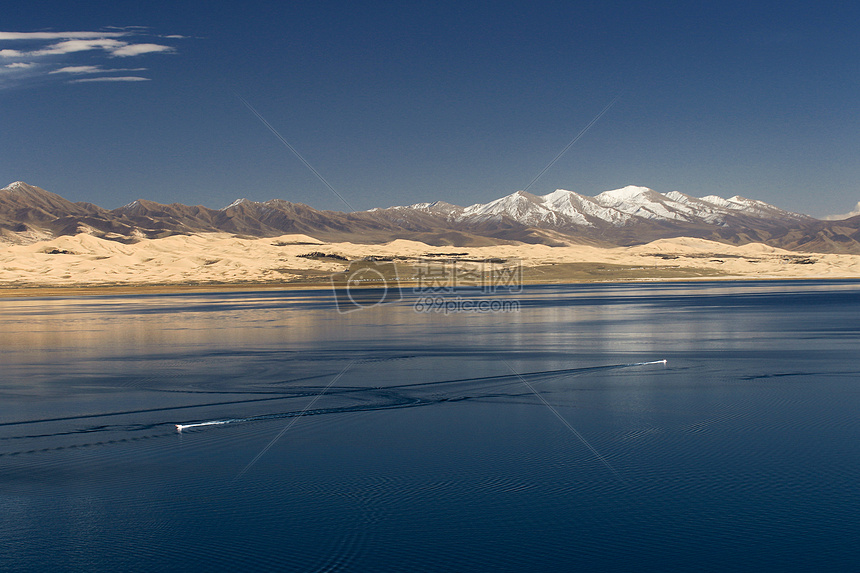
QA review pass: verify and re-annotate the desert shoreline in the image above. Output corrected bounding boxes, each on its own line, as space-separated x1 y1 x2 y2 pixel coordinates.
2 231 860 298
2 275 860 300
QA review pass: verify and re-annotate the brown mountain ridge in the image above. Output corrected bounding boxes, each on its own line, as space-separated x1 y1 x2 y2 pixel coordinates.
2 181 860 253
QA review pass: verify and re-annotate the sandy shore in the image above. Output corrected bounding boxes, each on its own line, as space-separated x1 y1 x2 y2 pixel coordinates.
1 232 859 296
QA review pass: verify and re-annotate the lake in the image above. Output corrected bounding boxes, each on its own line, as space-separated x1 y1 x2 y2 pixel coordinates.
1 280 859 572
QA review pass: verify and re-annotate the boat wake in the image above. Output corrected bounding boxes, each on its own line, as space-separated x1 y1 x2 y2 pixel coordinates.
173 359 668 432
175 420 237 432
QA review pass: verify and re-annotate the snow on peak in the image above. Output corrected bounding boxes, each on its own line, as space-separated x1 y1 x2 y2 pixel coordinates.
3 181 29 191
699 195 733 207
444 185 810 228
221 198 253 210
460 189 559 225
663 190 692 202
594 185 654 204
542 189 576 202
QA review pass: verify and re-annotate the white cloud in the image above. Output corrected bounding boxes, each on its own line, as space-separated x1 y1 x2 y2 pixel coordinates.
0 31 126 40
50 65 147 74
110 43 175 57
30 39 127 56
104 26 149 32
50 65 102 74
69 76 151 83
2 37 174 58
822 201 860 221
0 28 183 89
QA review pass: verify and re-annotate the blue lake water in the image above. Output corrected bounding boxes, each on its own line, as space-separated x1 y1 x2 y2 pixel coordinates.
1 280 859 572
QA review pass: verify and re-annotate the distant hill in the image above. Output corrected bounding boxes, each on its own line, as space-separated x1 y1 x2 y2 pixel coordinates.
3 181 860 253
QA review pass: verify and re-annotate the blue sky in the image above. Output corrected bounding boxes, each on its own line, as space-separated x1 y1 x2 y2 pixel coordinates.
1 1 858 217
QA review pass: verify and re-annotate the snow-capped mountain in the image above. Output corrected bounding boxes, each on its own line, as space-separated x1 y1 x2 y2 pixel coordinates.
393 185 813 229
3 181 859 253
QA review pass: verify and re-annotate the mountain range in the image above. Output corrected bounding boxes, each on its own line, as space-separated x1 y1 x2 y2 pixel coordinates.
3 181 860 253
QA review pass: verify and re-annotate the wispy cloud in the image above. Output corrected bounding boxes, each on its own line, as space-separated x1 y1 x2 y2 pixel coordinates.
0 28 183 89
50 65 147 75
0 31 126 40
822 201 860 221
110 43 174 57
28 38 129 57
4 38 175 58
49 65 103 74
69 76 151 83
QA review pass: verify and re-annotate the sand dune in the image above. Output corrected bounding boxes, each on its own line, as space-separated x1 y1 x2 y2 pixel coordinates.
1 232 859 290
